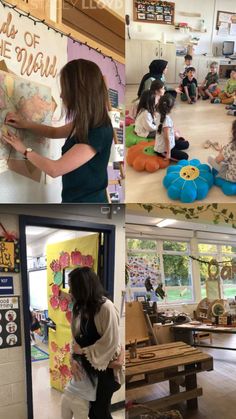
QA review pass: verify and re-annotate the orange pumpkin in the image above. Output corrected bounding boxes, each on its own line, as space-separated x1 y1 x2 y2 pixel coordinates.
127 141 170 173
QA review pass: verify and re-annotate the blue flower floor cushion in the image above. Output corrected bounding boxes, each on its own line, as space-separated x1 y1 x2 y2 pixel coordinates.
163 159 214 203
213 169 236 195
126 125 153 148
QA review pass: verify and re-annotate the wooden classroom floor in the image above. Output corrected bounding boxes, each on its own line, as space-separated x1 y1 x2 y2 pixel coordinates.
127 333 236 419
126 84 236 203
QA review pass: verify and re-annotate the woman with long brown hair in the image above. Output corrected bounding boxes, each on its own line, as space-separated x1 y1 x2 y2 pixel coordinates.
62 267 124 419
3 59 113 203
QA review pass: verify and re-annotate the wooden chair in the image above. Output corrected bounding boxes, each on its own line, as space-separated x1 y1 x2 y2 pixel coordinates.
195 331 213 345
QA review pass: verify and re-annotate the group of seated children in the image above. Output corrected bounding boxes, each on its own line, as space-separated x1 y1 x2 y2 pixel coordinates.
179 55 236 109
135 80 189 161
134 77 236 183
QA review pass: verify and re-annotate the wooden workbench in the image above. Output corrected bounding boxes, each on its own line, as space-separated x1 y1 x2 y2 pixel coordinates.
126 341 213 417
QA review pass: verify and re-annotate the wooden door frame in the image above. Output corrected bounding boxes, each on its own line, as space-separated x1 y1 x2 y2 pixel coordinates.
19 214 115 419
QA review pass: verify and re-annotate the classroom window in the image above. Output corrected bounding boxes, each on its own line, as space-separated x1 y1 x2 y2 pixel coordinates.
162 241 193 303
198 242 236 299
221 255 236 299
127 238 193 303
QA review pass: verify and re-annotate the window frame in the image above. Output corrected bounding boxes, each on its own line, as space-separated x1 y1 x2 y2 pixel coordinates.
126 237 194 304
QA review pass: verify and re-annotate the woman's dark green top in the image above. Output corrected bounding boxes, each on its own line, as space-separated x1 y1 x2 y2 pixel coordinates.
62 124 113 203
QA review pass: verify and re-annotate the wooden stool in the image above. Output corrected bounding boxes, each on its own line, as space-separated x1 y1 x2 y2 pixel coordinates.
195 332 213 344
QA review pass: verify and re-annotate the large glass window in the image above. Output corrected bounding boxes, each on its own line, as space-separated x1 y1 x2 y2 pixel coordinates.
198 242 236 299
127 238 193 303
162 241 193 302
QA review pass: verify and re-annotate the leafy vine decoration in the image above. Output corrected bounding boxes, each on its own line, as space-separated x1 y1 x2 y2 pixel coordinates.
139 204 236 228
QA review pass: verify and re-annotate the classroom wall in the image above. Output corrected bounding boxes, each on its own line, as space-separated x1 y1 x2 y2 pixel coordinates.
0 205 125 418
0 2 125 204
126 0 236 55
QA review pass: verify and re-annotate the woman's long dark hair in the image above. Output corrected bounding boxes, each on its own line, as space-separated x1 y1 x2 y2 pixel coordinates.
69 267 106 386
69 267 105 318
60 59 111 144
157 94 175 134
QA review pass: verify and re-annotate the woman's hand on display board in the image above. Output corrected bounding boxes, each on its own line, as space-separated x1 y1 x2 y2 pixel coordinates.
5 112 29 129
2 130 26 154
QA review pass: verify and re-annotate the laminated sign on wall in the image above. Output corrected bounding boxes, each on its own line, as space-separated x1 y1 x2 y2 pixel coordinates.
0 296 21 349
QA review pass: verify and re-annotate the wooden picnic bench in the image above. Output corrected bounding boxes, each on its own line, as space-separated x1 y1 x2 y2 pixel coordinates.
126 341 213 417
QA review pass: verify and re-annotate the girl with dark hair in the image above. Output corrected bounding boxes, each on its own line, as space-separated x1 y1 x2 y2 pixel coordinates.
154 94 189 161
137 59 180 98
208 120 236 182
4 59 113 203
134 80 165 138
61 267 123 419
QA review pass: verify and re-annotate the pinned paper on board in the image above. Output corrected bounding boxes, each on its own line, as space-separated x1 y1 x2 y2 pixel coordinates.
0 62 56 181
109 144 124 162
230 23 236 36
218 22 230 36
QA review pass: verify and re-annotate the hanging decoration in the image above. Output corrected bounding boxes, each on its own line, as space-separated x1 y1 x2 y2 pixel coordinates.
139 203 236 228
0 222 19 273
0 0 124 88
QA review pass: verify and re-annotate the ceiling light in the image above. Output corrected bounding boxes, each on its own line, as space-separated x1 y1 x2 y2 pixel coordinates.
156 219 177 228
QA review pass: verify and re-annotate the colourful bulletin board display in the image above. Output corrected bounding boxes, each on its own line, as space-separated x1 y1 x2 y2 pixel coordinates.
0 238 20 273
47 233 99 391
0 296 21 349
133 1 175 25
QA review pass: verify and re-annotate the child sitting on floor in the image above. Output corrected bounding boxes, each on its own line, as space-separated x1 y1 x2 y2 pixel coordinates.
226 95 236 115
199 61 220 102
218 70 236 104
179 54 192 84
181 67 198 104
134 80 165 138
154 94 189 161
208 120 236 182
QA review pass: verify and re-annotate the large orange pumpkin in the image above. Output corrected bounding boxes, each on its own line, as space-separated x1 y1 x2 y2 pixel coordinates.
127 141 170 173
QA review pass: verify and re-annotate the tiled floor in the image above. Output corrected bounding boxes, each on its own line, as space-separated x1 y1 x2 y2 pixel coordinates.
126 84 236 203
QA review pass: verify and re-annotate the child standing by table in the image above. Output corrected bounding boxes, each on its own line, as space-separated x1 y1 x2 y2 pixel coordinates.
181 67 198 104
208 120 236 182
199 61 220 102
154 94 189 160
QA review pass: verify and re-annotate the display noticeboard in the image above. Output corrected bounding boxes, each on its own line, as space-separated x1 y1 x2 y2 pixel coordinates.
133 1 175 25
0 296 21 349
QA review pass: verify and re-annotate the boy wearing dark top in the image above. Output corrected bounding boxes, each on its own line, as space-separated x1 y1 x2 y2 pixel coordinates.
199 61 219 102
181 67 198 104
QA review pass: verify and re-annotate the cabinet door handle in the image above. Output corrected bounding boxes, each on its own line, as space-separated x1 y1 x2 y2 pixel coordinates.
160 48 163 57
156 48 159 56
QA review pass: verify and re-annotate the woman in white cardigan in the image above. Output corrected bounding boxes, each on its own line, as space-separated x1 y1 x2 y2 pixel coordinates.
67 267 123 419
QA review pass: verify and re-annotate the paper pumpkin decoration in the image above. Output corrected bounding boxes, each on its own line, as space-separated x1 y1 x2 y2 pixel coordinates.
213 169 236 195
0 238 20 273
163 159 213 203
127 141 170 173
126 125 153 148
